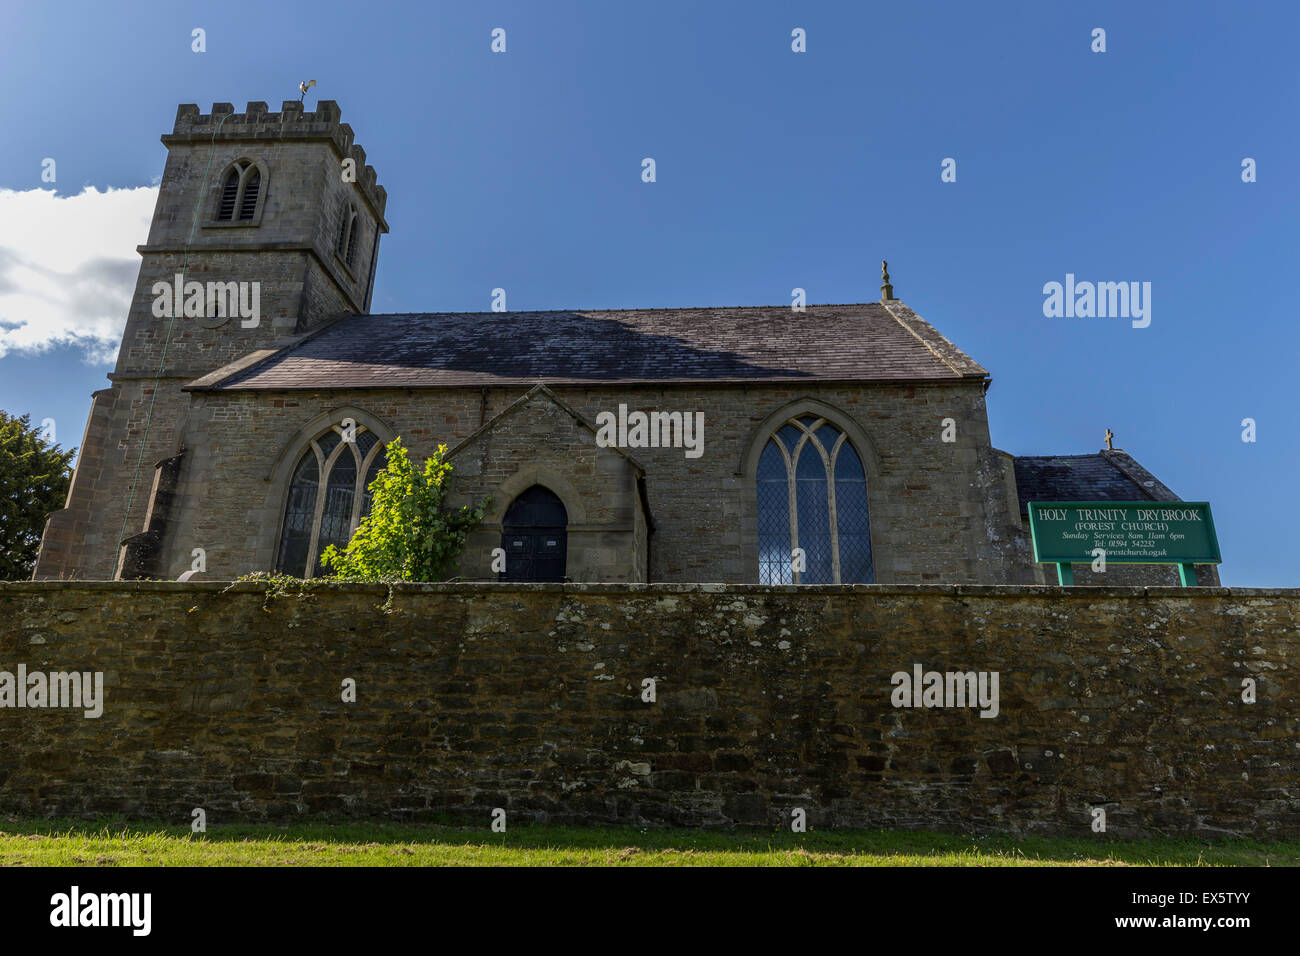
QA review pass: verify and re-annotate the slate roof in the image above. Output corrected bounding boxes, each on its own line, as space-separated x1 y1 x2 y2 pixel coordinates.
190 301 989 391
1012 451 1181 516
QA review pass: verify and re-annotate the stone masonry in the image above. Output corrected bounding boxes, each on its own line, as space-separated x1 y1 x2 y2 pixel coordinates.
156 378 1019 584
0 582 1293 837
35 101 388 581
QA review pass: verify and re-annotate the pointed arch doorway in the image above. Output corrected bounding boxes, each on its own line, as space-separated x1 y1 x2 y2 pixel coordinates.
500 485 568 582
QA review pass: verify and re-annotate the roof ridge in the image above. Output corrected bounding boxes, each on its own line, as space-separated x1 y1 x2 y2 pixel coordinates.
1015 453 1113 460
879 300 988 379
1103 449 1178 501
355 302 891 318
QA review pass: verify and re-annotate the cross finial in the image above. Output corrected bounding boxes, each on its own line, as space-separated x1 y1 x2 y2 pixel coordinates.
1104 428 1114 451
880 260 894 301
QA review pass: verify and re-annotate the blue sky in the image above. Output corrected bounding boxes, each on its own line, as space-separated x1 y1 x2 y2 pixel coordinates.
1 0 1296 585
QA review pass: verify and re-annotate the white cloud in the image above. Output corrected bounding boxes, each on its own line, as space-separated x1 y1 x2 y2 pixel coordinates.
0 185 157 365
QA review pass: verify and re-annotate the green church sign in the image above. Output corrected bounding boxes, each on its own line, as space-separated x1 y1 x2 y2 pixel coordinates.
1027 501 1221 587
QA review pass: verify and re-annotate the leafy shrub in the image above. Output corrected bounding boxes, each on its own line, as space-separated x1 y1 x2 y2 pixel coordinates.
320 438 487 582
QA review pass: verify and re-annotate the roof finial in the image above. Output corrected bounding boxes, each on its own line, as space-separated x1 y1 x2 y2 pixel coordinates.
1104 428 1114 451
880 260 894 301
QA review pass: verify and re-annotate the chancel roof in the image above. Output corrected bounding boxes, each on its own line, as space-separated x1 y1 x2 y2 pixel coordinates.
1012 451 1182 516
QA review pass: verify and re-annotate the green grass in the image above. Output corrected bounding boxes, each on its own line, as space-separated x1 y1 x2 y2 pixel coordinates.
1 819 1296 866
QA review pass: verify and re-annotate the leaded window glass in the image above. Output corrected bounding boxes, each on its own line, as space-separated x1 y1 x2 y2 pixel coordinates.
756 416 874 584
275 424 387 577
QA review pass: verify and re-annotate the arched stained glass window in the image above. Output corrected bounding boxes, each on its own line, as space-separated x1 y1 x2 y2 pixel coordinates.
275 424 387 578
276 452 319 580
757 441 792 584
756 416 874 584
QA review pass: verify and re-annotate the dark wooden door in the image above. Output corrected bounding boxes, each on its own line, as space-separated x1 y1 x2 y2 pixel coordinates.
500 485 567 582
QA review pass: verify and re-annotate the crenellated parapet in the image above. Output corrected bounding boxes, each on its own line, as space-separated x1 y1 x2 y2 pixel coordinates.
165 100 387 222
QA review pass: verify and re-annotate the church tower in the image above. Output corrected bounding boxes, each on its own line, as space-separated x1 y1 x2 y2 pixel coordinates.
34 100 388 579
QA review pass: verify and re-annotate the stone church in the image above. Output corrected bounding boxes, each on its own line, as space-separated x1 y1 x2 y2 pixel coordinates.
33 100 1218 587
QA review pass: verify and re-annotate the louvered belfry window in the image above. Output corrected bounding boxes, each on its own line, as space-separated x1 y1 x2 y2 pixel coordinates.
336 211 350 257
757 415 874 584
217 167 240 220
337 203 359 267
216 160 261 222
238 168 259 220
345 213 358 267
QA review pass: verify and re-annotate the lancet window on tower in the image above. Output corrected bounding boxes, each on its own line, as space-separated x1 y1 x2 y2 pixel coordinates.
337 202 359 268
216 160 262 222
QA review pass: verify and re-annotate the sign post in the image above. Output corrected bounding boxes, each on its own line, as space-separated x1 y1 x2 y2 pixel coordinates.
1027 501 1221 587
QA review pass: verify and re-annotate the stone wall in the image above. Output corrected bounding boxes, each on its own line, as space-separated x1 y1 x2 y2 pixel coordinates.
146 378 1023 585
447 388 649 583
0 582 1294 838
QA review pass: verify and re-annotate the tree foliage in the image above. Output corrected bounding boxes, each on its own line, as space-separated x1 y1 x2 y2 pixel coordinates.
320 437 487 582
0 411 75 580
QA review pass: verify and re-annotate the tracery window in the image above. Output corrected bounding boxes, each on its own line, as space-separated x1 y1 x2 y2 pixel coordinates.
756 415 873 584
275 424 387 577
